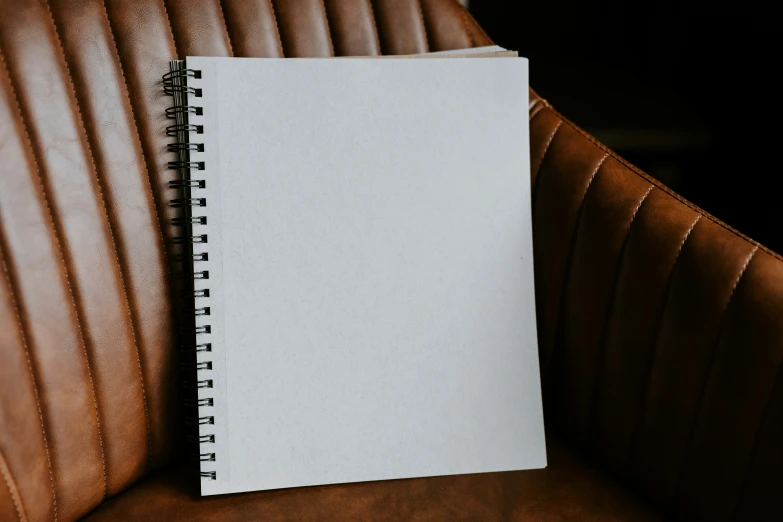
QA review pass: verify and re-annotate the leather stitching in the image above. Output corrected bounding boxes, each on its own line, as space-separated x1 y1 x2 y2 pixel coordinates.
416 0 430 52
159 0 180 56
532 119 562 194
318 0 336 56
626 214 702 468
101 0 166 468
46 1 143 497
586 184 655 437
0 47 70 522
0 428 27 522
529 100 546 121
101 0 171 292
672 245 759 503
543 153 608 375
365 0 382 54
216 0 234 56
539 106 782 264
266 0 285 57
459 8 475 47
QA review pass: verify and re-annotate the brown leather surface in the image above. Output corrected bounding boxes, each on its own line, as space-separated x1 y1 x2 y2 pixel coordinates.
530 93 783 522
84 438 665 522
0 1 780 521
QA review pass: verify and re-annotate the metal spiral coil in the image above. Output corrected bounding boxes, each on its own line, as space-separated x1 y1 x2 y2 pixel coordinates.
172 235 208 245
171 216 207 226
189 434 216 444
195 452 216 462
168 161 205 171
182 379 214 389
163 84 202 97
170 198 205 208
185 415 215 426
169 179 206 189
165 105 203 118
166 61 216 480
167 142 205 152
185 398 214 407
166 124 203 137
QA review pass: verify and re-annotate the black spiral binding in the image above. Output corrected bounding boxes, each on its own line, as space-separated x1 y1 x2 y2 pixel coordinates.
165 61 216 481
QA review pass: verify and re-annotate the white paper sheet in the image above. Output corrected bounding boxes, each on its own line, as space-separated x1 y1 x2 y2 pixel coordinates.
184 56 545 495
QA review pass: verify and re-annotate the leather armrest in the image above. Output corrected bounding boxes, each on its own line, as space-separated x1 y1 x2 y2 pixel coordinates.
529 93 783 522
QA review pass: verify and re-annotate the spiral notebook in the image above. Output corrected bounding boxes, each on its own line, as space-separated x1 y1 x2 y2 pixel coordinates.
165 50 546 496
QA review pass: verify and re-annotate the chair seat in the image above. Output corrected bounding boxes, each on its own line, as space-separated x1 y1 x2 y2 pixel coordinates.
84 438 664 521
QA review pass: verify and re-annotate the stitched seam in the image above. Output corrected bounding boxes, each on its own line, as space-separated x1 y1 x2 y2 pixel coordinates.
459 8 475 47
46 2 125 499
365 0 382 55
319 0 336 56
0 47 60 522
671 246 758 502
529 101 545 121
266 0 284 56
543 153 608 376
532 119 562 193
625 214 702 469
101 0 162 469
216 0 234 56
415 0 430 52
540 106 781 263
0 447 26 521
732 357 783 522
586 185 655 437
100 1 172 289
160 0 180 56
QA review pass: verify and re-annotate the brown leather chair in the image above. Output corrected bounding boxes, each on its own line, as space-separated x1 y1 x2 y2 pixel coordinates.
0 1 780 520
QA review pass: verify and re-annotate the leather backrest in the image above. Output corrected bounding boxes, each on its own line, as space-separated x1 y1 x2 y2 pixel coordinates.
530 93 783 522
0 1 490 521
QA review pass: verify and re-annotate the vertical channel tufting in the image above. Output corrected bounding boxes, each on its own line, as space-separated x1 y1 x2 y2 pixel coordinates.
586 183 654 436
0 213 55 522
53 0 187 493
160 0 180 55
220 0 284 57
531 116 606 382
0 1 112 518
529 103 783 521
47 0 155 496
323 0 381 56
672 246 758 500
415 0 430 50
420 0 489 50
530 116 561 191
544 152 609 432
271 0 335 57
164 0 233 57
216 0 235 56
552 154 653 441
628 218 757 504
98 0 174 469
371 0 430 54
673 248 783 522
592 189 700 471
103 0 181 471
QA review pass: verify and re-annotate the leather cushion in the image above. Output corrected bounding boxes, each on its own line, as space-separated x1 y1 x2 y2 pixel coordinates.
84 437 664 521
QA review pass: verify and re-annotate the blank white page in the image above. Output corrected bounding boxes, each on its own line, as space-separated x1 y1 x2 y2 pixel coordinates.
185 56 545 496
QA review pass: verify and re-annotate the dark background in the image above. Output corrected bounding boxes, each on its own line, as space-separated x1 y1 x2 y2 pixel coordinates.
471 0 779 253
